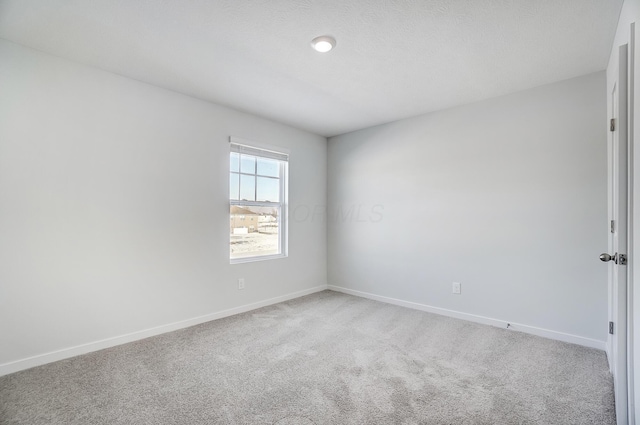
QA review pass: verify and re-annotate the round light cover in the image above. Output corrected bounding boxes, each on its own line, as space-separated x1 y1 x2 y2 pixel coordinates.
311 36 336 53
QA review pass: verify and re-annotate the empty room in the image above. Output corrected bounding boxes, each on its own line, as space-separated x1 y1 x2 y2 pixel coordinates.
2 0 640 424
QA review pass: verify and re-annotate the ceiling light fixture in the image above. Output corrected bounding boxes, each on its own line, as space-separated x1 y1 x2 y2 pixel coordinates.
311 36 336 53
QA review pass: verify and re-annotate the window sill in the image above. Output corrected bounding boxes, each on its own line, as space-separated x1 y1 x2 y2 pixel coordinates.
230 253 288 264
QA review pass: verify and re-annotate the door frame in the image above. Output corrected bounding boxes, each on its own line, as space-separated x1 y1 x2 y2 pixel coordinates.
609 42 630 425
630 21 639 425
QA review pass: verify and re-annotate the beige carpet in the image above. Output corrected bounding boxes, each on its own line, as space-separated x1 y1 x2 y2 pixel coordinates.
0 290 615 424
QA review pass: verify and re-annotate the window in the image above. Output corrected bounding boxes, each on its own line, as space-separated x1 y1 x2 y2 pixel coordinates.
229 138 288 262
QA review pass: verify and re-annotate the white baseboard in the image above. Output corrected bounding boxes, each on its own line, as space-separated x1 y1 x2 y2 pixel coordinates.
0 284 328 377
328 285 607 351
2 284 605 377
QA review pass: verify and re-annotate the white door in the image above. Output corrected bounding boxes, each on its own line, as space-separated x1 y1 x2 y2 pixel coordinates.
605 43 629 425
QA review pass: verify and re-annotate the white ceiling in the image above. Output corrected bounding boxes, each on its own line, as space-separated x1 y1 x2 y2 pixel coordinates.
0 0 624 137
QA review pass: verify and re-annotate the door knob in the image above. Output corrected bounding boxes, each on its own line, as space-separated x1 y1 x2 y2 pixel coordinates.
600 253 627 265
601 253 627 265
600 253 615 262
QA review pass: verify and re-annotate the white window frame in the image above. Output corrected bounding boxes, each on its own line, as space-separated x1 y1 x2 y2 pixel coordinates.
229 137 288 264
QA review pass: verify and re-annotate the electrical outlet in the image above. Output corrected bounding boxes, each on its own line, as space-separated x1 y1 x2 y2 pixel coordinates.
238 278 245 290
452 282 461 295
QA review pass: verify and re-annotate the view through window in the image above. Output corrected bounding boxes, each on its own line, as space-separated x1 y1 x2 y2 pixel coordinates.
230 141 288 261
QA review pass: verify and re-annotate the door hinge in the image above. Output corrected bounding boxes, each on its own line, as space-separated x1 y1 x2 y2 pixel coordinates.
609 321 614 334
611 118 616 132
611 220 615 233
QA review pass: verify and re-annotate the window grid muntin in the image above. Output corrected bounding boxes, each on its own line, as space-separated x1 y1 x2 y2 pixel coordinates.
231 152 281 202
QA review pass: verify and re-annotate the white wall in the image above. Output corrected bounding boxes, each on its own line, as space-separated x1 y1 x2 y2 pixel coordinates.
328 72 608 344
0 40 327 371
